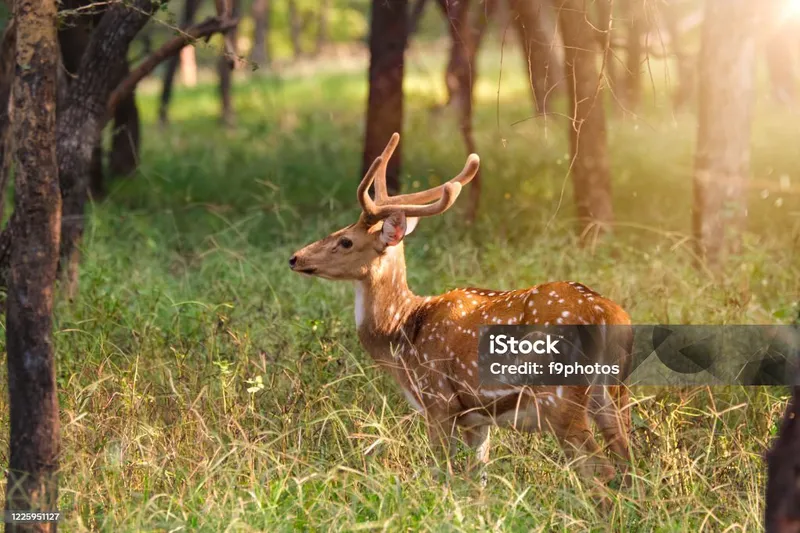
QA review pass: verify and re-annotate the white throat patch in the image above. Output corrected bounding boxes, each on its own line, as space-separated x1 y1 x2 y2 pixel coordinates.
354 282 367 328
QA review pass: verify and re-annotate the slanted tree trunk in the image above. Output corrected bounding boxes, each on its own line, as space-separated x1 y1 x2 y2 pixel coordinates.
766 386 800 533
4 0 62 529
315 0 330 56
109 62 141 177
58 0 161 295
508 0 555 114
662 1 695 111
363 0 407 195
159 0 200 125
692 0 755 267
557 0 613 241
250 0 271 67
58 0 107 198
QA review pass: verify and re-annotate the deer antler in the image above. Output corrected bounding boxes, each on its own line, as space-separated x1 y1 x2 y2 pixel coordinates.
358 133 480 221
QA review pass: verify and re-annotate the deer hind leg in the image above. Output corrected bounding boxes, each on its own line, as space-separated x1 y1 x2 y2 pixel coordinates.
589 385 632 475
462 425 491 487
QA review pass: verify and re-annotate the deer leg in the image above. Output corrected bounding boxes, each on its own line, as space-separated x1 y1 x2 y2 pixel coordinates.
558 419 615 485
426 415 458 479
462 425 490 487
590 385 631 479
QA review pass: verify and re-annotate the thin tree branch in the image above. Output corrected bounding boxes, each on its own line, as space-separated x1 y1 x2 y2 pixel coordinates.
107 15 239 118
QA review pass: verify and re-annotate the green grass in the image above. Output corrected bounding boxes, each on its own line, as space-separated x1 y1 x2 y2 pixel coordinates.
1 43 799 531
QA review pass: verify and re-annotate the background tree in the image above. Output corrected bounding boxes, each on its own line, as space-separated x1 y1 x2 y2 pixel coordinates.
692 0 756 267
557 0 614 240
159 0 201 125
508 0 561 115
4 0 62 527
362 0 407 195
249 0 271 67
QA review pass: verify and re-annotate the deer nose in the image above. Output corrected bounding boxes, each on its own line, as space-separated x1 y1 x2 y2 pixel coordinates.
289 255 298 269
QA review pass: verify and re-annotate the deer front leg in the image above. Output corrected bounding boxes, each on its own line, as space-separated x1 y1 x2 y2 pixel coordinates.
425 415 458 479
462 425 491 487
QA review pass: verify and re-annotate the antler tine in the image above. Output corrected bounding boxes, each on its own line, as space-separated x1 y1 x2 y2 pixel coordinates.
388 182 464 218
384 153 480 206
357 155 384 218
373 133 400 202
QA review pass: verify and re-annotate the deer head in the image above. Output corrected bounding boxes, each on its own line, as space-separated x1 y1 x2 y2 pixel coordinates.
288 133 480 281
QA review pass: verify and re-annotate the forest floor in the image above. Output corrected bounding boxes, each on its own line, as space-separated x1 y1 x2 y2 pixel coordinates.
1 45 799 531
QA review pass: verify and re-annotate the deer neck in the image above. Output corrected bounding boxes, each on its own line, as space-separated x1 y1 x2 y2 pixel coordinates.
353 243 422 347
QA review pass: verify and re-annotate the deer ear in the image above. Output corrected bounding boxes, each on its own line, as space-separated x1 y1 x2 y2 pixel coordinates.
405 217 419 236
380 212 408 247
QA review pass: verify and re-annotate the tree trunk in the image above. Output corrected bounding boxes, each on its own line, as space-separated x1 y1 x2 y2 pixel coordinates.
218 0 240 127
434 0 489 221
159 0 200 125
621 0 644 111
557 0 613 241
288 0 303 58
315 0 330 56
58 0 160 295
363 0 408 195
508 0 555 114
109 63 140 177
4 0 62 530
766 386 800 533
250 0 271 67
692 0 755 267
662 1 694 111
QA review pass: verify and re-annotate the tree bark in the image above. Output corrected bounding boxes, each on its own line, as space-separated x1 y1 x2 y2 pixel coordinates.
109 62 140 177
57 0 160 295
557 0 613 241
363 0 407 195
159 0 200 126
249 0 270 67
692 0 755 267
4 0 62 530
508 0 555 114
766 386 800 533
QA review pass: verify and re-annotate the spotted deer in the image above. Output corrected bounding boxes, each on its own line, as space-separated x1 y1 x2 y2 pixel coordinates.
289 134 633 484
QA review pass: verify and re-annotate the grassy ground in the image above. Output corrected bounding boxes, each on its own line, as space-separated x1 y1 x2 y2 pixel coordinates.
1 43 799 531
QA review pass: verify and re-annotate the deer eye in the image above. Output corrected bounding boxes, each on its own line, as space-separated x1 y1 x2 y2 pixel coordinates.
339 237 353 249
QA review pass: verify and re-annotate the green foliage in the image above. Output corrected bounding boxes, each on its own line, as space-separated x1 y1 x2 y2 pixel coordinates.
0 42 797 531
